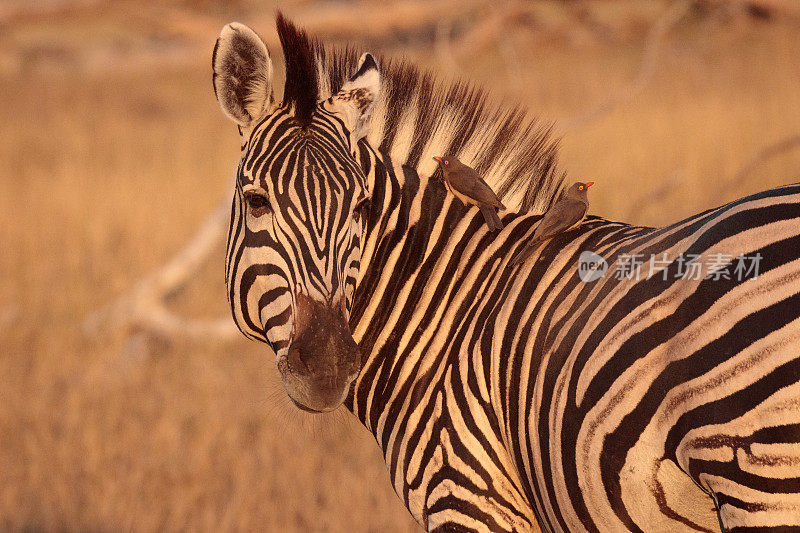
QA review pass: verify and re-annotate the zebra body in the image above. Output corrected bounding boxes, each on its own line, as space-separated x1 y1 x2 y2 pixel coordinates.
351 154 800 531
212 16 800 531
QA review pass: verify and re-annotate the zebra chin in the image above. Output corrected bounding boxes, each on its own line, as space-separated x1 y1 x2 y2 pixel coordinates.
275 293 362 413
279 373 356 413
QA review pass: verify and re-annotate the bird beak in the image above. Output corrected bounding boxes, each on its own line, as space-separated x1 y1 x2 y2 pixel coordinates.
433 156 443 164
585 181 595 188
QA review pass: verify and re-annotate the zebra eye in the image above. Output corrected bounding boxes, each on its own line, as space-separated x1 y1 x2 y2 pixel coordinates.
244 191 270 217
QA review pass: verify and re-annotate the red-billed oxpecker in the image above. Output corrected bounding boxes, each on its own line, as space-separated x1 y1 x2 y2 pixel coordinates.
512 181 594 265
433 156 506 231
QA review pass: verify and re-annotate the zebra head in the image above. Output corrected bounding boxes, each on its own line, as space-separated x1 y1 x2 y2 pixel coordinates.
212 19 379 412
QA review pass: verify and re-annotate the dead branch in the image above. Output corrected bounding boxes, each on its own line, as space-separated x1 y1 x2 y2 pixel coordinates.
83 201 239 342
559 0 693 132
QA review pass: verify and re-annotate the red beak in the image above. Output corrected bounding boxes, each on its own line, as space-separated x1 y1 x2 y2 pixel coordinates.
433 156 443 164
585 181 594 188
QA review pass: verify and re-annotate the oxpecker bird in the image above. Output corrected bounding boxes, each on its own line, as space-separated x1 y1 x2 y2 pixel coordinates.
512 181 594 265
433 156 506 231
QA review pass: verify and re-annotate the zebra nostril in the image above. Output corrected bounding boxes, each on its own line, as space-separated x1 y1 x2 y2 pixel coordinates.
288 345 309 374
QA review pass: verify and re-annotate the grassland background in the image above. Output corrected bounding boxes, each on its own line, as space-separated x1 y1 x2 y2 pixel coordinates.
1 0 799 531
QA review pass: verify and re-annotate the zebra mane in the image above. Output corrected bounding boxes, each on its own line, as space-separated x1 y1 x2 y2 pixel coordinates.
276 13 565 213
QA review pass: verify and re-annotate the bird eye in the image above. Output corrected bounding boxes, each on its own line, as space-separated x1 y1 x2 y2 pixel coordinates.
579 186 584 190
444 160 449 165
244 191 270 217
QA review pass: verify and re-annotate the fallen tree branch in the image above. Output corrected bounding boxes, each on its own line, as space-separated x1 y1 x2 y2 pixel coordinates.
83 201 239 342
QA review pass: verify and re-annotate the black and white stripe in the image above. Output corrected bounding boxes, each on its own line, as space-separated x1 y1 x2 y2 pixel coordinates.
213 15 800 532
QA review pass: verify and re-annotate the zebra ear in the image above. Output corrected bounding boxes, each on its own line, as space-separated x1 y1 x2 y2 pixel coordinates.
331 53 380 144
212 22 273 129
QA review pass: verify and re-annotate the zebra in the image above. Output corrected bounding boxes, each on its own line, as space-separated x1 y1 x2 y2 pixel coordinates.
211 14 800 532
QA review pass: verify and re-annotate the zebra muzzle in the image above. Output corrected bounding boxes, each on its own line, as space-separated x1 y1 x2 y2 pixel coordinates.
280 293 362 412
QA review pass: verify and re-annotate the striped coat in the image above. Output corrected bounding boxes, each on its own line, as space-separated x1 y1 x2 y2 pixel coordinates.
212 15 800 532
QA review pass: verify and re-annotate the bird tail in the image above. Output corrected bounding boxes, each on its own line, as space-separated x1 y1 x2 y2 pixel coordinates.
480 205 503 231
511 239 542 266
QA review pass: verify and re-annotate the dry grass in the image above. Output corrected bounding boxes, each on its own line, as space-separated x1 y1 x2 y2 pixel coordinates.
1 1 799 531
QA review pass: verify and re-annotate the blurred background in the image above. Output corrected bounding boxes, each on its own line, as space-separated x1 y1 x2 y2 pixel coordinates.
1 0 798 530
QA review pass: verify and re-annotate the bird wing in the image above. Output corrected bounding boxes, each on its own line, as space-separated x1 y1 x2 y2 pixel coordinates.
512 199 586 265
452 169 505 209
533 199 587 240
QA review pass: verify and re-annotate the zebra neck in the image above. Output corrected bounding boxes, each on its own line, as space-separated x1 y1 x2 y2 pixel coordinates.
348 148 632 429
348 150 476 411
345 149 647 524
348 149 574 417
